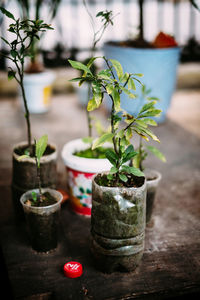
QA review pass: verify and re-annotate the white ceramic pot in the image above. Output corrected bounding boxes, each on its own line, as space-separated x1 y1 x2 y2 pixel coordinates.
61 139 112 216
20 71 55 114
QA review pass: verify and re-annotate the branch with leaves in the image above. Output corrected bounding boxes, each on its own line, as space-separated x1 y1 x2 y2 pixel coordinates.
132 85 166 171
0 7 53 152
68 57 162 186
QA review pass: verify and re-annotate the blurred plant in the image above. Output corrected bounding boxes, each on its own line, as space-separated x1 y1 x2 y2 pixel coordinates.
132 85 166 171
0 7 53 151
15 0 61 69
69 57 162 186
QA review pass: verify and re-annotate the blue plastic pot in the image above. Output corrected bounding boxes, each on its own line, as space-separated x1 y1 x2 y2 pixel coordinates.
103 43 180 123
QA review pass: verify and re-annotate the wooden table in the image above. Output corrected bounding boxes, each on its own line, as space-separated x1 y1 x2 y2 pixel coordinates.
0 95 200 300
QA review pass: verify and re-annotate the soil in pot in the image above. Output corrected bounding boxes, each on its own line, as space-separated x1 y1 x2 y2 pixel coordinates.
21 189 62 252
91 173 146 273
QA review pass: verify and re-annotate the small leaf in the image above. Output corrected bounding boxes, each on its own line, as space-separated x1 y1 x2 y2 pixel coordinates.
106 84 114 95
128 78 136 91
0 7 15 20
8 70 16 80
110 166 118 174
1 37 10 45
105 149 118 166
127 166 144 177
110 59 123 80
119 173 128 182
35 135 48 167
10 50 18 58
139 101 156 115
121 87 136 99
141 118 157 126
134 73 143 77
92 133 114 150
111 87 121 111
146 145 166 162
68 59 92 75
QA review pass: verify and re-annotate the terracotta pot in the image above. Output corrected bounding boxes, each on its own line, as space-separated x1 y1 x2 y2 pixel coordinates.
20 188 62 252
145 169 162 224
12 142 57 220
91 173 146 273
61 139 112 217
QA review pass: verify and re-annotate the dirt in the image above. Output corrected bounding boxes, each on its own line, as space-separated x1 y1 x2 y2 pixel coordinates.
14 144 55 157
95 173 145 188
26 191 57 207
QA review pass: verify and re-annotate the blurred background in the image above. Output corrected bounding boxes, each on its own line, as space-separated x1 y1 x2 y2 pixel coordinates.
0 0 200 137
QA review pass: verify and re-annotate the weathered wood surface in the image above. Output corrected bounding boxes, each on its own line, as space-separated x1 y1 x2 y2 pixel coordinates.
0 96 200 299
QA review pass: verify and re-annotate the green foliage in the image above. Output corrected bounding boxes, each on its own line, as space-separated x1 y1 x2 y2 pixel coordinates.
0 7 53 149
132 86 166 171
68 56 162 185
35 134 48 167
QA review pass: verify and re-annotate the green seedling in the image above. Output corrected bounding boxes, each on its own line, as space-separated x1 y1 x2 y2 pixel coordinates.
18 135 48 200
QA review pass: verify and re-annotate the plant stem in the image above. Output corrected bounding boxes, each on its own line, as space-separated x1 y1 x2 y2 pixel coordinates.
20 76 32 151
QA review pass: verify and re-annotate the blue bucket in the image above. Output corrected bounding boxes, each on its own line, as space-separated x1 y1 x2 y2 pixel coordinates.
103 43 180 123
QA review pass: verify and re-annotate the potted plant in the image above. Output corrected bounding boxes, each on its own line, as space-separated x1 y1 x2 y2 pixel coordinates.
14 0 61 113
132 86 166 225
19 135 63 252
103 0 180 123
0 7 57 219
61 7 114 217
69 56 162 272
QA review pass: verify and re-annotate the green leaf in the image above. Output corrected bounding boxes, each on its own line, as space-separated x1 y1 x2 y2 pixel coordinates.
110 166 118 174
87 92 102 112
106 84 114 95
92 133 114 150
146 145 166 162
110 59 123 80
121 87 136 99
140 118 157 126
35 134 48 167
98 70 111 80
139 109 161 118
105 149 118 166
8 70 16 80
119 173 128 182
123 166 145 177
139 101 156 115
128 78 136 91
107 173 113 181
31 191 37 202
134 73 143 77
0 7 15 20
1 37 10 45
68 59 92 75
10 50 18 58
111 87 121 111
